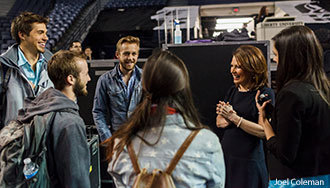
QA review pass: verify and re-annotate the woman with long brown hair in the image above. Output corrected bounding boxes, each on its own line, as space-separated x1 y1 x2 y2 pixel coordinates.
257 25 330 187
103 50 225 187
256 6 269 24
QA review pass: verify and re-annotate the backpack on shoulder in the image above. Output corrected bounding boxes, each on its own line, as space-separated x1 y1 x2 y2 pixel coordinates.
0 62 11 129
127 130 200 188
0 112 55 188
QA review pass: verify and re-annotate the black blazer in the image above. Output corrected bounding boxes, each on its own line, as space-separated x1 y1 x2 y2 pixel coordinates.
267 81 330 179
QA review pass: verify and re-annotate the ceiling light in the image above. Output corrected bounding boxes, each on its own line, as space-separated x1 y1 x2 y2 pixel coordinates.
216 17 253 24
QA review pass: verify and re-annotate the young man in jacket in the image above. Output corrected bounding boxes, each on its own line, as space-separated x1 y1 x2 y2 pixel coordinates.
17 50 91 187
92 36 142 141
0 12 53 129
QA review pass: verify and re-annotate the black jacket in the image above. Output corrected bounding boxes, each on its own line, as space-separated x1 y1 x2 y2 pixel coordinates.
267 81 330 179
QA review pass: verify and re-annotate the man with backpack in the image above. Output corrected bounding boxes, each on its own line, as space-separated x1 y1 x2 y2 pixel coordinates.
0 50 91 187
46 50 91 187
0 12 53 129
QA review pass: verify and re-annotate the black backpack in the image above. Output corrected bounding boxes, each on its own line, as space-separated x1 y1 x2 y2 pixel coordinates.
0 112 55 188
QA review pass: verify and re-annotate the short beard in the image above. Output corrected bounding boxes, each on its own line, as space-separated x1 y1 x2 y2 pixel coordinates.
73 78 88 97
120 61 135 72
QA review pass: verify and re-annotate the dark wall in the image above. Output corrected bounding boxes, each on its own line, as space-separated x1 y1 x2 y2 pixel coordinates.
306 23 330 52
79 41 270 135
82 7 159 59
83 30 156 59
166 41 270 137
319 0 330 11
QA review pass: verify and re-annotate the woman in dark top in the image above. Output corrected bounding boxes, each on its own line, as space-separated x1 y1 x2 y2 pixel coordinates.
257 25 330 187
216 45 275 188
256 6 269 24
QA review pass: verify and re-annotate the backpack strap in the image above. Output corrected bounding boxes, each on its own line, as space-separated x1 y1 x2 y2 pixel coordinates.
127 141 141 174
0 65 11 128
127 129 200 175
25 112 56 156
165 130 200 175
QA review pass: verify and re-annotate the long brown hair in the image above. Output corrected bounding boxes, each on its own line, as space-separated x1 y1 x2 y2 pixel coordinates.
233 45 269 90
272 25 330 105
257 6 268 22
102 50 204 164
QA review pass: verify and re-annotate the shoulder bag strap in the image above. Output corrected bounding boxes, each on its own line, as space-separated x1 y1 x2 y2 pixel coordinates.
127 142 141 174
27 112 56 152
165 129 200 175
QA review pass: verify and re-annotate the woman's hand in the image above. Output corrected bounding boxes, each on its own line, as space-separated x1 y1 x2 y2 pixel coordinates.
216 101 232 128
216 101 227 115
255 90 271 123
255 90 275 139
218 101 237 122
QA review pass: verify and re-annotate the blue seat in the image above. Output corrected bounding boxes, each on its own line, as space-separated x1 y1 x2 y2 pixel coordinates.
52 34 60 42
1 43 9 51
1 32 11 42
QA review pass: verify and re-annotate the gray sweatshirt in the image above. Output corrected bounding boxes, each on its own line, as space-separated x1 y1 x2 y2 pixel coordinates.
18 87 91 188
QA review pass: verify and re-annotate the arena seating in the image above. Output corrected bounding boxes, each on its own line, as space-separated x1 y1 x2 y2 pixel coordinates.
0 17 14 54
46 0 90 50
0 0 90 53
0 0 170 53
105 0 167 9
7 0 52 17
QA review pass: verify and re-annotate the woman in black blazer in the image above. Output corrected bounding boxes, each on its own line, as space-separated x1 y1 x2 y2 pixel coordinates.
256 25 330 187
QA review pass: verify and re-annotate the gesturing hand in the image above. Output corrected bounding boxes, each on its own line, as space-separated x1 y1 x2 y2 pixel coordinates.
216 101 230 128
216 101 227 115
219 103 237 122
255 90 272 120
